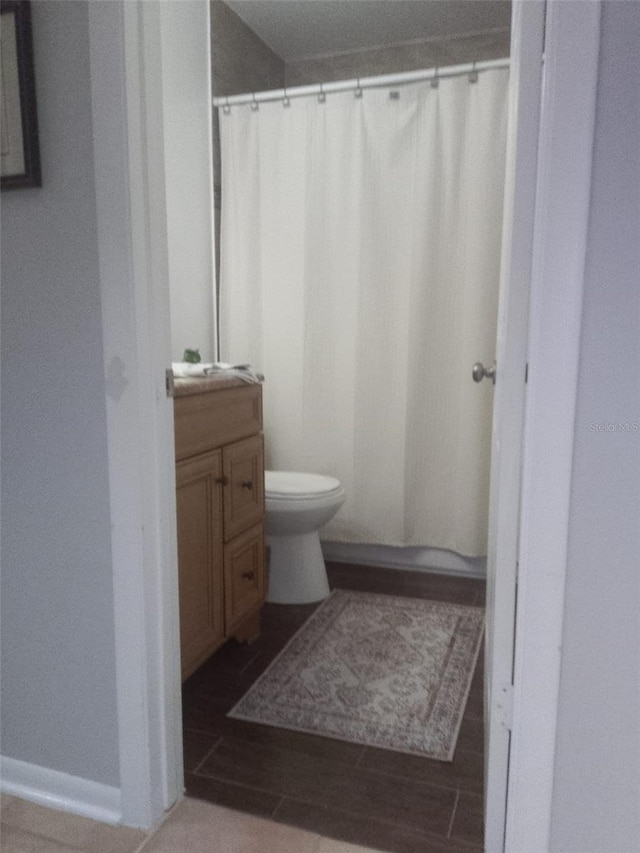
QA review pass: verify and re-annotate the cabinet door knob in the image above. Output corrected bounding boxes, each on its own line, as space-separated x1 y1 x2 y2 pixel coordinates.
215 475 229 486
241 571 255 581
241 479 253 490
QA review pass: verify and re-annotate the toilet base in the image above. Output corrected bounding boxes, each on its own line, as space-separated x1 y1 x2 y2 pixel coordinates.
266 531 330 604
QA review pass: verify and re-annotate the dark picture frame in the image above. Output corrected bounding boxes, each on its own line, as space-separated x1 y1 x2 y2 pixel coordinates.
1 0 41 189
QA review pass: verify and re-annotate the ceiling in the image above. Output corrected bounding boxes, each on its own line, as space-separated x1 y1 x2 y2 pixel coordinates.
224 1 512 61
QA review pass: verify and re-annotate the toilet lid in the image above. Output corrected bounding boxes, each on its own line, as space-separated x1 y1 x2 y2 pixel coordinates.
265 470 342 498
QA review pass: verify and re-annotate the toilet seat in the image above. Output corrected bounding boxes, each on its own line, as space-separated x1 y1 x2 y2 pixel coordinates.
265 471 342 500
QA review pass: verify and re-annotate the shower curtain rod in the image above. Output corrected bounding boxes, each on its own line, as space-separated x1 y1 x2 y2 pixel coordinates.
213 57 510 109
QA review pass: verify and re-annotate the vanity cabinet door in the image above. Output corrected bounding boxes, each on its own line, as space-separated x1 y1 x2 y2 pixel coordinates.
176 449 225 680
222 434 265 541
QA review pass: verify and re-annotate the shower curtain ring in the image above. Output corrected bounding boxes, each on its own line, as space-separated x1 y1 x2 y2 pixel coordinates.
431 67 439 89
318 83 326 104
222 96 231 115
469 62 479 84
251 93 259 112
283 87 291 108
355 78 363 99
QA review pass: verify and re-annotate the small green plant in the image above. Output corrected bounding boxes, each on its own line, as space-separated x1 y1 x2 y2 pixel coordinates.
183 348 201 364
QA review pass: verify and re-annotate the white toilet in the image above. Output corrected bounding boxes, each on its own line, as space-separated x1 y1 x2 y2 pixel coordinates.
265 471 345 604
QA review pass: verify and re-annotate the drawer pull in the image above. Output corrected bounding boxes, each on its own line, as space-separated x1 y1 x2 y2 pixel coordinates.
215 475 229 486
241 479 253 490
241 571 255 581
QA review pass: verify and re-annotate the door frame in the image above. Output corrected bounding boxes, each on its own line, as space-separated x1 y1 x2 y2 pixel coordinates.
96 0 601 838
90 0 183 828
504 1 600 849
484 1 546 849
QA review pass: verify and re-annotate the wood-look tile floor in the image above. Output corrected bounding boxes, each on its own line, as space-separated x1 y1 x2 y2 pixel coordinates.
182 563 486 853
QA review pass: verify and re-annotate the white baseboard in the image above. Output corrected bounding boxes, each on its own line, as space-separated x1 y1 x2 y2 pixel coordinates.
0 755 122 825
321 541 487 578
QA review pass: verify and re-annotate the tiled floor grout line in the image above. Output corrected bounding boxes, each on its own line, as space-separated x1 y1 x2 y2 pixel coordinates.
133 795 184 853
268 794 285 820
189 745 481 817
186 735 483 837
362 770 477 799
269 797 286 822
187 770 463 847
189 768 291 805
192 724 366 770
192 745 482 799
183 723 227 739
134 827 156 853
238 648 264 676
271 792 459 846
315 752 484 796
446 788 461 840
191 734 224 774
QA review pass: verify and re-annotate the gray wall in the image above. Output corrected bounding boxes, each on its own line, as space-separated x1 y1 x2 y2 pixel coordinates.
0 1 119 786
550 2 640 850
285 28 510 86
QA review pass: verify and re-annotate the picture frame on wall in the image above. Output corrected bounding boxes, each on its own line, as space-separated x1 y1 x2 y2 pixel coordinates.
1 0 41 189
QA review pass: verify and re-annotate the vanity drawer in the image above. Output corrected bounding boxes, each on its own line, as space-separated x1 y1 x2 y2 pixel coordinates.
223 523 265 632
223 434 265 541
174 384 262 461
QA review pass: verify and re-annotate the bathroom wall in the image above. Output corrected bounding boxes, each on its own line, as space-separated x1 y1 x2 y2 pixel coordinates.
0 0 119 786
550 2 640 850
210 0 285 287
285 28 511 86
211 0 285 97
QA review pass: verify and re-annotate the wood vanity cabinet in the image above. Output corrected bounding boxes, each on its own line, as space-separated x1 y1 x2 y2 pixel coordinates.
174 381 265 681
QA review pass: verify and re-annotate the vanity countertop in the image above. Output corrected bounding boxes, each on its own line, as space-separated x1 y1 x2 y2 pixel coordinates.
173 374 263 398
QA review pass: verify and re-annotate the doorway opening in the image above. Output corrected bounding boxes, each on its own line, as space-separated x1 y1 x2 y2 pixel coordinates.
175 3 512 851
102 0 602 845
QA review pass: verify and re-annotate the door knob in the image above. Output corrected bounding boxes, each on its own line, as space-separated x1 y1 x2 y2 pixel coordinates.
472 361 496 384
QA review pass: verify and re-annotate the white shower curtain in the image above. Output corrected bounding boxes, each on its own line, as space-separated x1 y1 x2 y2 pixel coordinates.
219 69 509 556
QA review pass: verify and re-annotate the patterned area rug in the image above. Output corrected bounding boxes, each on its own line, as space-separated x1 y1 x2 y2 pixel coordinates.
228 589 484 761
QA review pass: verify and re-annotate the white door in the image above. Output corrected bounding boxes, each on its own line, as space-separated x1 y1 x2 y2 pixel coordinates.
483 2 545 850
